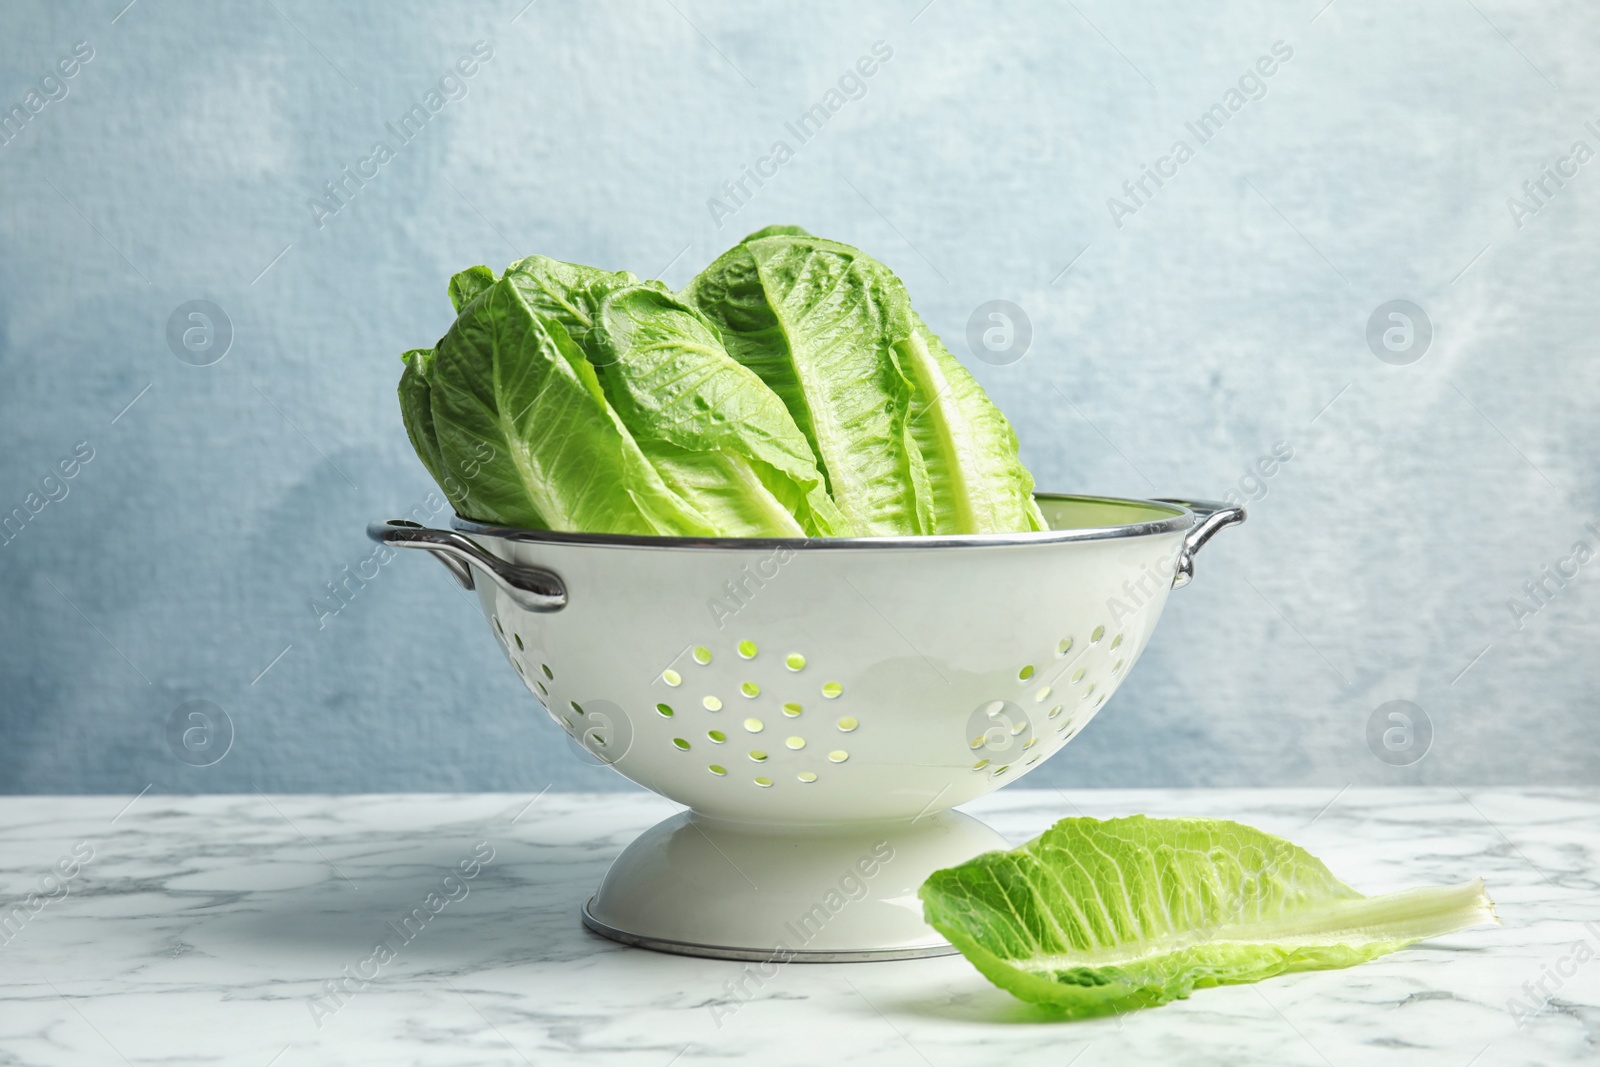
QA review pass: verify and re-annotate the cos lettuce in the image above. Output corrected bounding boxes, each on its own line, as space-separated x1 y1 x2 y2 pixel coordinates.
399 227 1044 537
683 227 1044 535
920 815 1496 1017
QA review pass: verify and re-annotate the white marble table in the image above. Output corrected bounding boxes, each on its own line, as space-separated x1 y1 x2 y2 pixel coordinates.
1 788 1595 1066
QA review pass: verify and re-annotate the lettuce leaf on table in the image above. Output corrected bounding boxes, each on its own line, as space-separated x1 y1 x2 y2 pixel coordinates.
919 815 1496 1017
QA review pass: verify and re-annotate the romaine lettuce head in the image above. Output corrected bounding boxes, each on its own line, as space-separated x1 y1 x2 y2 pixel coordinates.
919 815 1496 1017
400 259 847 536
398 231 1048 537
682 227 1044 534
585 284 847 537
415 273 711 534
681 229 920 534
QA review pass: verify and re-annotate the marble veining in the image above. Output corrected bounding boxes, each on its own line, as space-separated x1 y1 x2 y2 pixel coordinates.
0 788 1595 1065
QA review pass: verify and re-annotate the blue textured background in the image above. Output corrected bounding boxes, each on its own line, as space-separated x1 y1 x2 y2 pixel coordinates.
1 0 1594 794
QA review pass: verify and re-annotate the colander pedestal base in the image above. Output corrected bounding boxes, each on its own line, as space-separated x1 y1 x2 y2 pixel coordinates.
581 807 1010 962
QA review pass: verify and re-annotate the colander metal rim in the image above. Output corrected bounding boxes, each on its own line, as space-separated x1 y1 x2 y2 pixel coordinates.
450 492 1192 551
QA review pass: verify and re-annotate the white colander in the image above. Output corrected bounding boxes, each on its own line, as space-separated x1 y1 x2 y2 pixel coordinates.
371 494 1243 961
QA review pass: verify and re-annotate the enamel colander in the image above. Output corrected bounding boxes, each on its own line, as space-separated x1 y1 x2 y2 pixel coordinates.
371 494 1243 961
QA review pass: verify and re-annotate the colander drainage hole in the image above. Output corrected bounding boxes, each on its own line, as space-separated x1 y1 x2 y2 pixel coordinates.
754 777 773 788
570 701 584 715
783 702 803 717
797 771 817 783
785 736 805 750
709 764 726 776
741 681 761 698
1110 634 1124 650
827 749 849 763
1017 665 1035 682
1091 625 1106 644
836 716 858 732
1070 667 1086 683
1057 637 1073 656
663 669 682 687
514 633 524 651
821 682 843 699
738 640 758 659
693 646 713 665
708 730 726 743
656 703 674 718
1034 686 1052 703
743 718 764 733
672 738 690 751
541 663 553 680
749 750 768 762
703 696 723 711
785 653 806 671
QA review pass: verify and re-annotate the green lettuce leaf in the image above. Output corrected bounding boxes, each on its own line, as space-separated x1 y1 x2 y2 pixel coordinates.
586 284 849 537
504 254 641 351
397 347 466 513
683 227 1046 535
424 275 713 535
920 815 1496 1017
682 230 922 534
448 265 498 313
896 311 1047 534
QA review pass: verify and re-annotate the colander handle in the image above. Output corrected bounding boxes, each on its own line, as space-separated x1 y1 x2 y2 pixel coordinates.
1153 499 1246 589
366 520 567 613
